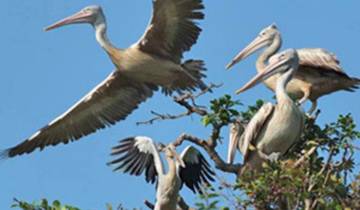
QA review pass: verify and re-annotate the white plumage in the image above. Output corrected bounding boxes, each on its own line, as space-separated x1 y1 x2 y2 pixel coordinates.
109 136 215 210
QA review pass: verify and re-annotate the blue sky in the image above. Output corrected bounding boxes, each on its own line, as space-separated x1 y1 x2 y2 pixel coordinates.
1 0 360 209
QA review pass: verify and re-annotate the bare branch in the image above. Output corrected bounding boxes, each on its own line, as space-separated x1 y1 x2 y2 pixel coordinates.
136 83 221 125
173 133 241 175
136 111 194 125
292 146 318 168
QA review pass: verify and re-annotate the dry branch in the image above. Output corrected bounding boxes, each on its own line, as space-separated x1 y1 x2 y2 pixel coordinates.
136 83 221 125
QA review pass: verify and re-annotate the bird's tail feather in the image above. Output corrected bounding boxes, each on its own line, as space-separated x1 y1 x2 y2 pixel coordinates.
182 59 208 90
162 59 210 95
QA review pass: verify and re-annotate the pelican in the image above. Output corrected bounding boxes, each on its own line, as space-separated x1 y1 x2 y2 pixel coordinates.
227 49 304 173
226 24 360 114
2 0 208 158
108 136 215 210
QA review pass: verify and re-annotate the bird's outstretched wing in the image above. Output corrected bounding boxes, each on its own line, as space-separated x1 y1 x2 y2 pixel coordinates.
239 103 274 161
3 72 157 158
137 0 204 63
108 136 161 184
297 48 343 72
179 146 215 194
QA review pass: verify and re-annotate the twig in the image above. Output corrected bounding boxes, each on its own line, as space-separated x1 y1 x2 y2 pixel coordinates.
173 133 241 175
306 148 336 209
136 83 221 125
310 167 334 209
136 111 194 125
292 146 318 168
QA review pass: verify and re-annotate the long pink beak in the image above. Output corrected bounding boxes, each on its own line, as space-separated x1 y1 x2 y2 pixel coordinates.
227 120 244 164
235 56 287 94
226 35 269 70
44 11 92 31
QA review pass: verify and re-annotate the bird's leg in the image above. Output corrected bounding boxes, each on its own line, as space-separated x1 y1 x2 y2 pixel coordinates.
250 144 281 162
297 89 319 118
296 89 310 107
307 100 318 117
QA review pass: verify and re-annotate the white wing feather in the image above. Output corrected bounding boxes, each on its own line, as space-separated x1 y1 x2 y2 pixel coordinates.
239 103 274 160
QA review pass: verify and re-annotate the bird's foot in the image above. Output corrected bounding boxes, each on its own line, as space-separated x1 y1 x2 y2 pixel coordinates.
258 151 281 162
306 109 321 121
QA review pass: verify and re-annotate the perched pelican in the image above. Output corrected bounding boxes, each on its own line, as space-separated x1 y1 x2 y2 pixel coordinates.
2 0 208 158
227 49 304 173
108 136 215 210
226 24 360 114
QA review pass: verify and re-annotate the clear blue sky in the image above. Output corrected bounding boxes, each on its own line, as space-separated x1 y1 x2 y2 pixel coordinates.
1 0 360 209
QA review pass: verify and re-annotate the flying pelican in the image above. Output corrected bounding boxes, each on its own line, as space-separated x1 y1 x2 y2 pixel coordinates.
227 49 304 173
2 0 208 158
226 24 360 115
108 136 215 210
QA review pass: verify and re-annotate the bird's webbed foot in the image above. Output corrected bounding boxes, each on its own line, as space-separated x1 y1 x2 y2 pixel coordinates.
306 109 321 122
258 150 281 162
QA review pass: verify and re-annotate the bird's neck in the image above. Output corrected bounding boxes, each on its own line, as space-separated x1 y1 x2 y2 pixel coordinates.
256 36 282 72
166 156 177 177
276 70 293 104
95 22 116 53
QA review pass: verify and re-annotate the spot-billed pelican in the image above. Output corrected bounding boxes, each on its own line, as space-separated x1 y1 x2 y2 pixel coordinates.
226 24 360 114
3 0 208 158
108 136 215 210
228 49 304 173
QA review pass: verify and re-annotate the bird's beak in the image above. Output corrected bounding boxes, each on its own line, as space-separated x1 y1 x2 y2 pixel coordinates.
236 56 287 94
226 35 269 70
44 10 92 31
175 153 186 168
227 122 242 164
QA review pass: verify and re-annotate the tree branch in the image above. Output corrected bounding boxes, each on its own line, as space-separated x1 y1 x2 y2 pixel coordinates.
136 83 221 125
292 145 318 168
173 133 241 175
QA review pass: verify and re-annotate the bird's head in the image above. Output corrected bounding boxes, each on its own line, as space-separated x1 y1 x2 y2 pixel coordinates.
45 5 105 31
226 23 281 69
236 48 299 94
163 144 186 168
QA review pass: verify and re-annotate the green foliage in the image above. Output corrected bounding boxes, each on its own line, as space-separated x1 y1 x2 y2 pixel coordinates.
202 94 241 126
11 97 360 210
197 104 360 210
195 191 220 210
240 99 265 122
11 199 80 210
11 199 131 210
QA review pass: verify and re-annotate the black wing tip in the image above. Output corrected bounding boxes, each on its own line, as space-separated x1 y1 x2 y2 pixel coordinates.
352 77 360 84
343 77 360 92
120 137 136 142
